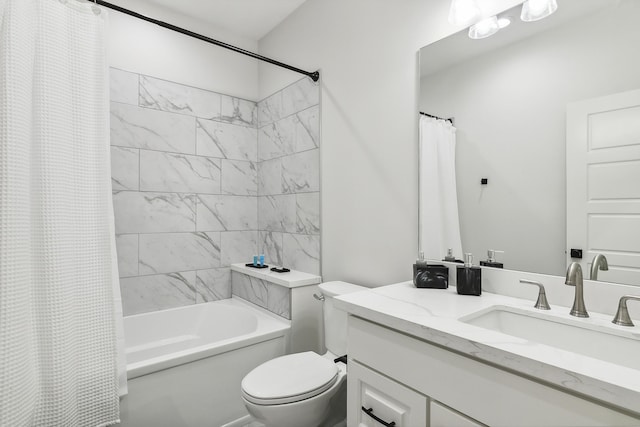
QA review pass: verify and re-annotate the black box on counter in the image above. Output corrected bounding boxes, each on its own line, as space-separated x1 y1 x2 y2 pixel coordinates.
413 264 449 289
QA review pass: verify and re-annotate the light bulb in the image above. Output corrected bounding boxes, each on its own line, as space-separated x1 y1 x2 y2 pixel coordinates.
448 0 482 27
468 16 500 39
497 17 511 29
521 0 558 22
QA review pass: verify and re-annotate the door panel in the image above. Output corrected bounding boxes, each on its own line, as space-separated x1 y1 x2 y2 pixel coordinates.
566 89 640 285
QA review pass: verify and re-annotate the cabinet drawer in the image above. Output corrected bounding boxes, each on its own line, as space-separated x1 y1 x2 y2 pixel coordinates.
347 360 427 427
430 401 484 427
348 316 639 427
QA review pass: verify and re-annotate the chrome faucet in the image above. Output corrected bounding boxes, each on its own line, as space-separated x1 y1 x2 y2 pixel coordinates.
565 262 588 318
589 254 609 280
519 279 550 310
612 295 640 327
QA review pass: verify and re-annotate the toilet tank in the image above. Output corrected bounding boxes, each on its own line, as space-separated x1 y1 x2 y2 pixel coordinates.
318 281 365 356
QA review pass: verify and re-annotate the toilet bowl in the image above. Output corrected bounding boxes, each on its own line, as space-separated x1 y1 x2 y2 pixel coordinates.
240 281 364 427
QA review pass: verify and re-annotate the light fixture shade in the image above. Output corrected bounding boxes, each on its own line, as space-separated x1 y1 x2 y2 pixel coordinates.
497 17 511 29
448 0 481 26
468 16 500 39
521 0 558 22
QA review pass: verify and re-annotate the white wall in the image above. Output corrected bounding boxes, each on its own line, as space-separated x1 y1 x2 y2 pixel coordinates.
258 0 521 287
420 2 640 276
106 0 259 100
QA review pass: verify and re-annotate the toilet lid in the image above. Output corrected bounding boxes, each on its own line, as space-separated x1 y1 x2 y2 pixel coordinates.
241 352 339 405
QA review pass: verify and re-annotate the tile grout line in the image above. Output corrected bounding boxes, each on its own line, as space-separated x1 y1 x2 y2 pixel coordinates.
112 97 258 129
257 103 320 129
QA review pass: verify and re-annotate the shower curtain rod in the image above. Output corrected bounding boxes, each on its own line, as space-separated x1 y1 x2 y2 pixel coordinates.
94 0 320 82
419 111 454 124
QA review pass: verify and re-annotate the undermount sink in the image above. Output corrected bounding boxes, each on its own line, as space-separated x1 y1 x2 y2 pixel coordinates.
460 306 640 371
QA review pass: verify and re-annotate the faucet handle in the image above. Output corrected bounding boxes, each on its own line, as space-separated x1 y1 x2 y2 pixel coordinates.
519 279 551 310
612 295 640 327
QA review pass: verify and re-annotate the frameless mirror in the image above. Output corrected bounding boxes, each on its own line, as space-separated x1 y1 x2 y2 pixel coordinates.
419 0 640 285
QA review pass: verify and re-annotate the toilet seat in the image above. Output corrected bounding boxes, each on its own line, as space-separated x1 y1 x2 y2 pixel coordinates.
241 352 339 405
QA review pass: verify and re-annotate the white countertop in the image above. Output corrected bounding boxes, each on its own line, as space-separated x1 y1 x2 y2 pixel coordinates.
231 263 321 288
335 282 640 416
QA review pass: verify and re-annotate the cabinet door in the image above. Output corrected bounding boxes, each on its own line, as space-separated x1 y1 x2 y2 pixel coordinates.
347 360 427 427
430 401 484 427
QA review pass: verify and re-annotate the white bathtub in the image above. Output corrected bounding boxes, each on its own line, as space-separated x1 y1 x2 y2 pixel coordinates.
119 298 290 427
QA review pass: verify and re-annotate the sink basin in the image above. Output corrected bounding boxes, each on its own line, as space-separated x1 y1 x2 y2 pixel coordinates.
460 306 640 371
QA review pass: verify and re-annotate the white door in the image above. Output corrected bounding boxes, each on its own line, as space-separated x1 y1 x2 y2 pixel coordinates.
566 89 640 285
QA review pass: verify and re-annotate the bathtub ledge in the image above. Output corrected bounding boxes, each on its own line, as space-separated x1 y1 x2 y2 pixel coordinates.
231 263 321 288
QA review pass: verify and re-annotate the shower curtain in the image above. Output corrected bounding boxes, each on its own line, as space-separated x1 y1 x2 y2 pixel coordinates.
0 0 122 426
419 116 463 261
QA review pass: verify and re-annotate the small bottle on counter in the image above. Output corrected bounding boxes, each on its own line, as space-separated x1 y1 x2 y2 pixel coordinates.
456 253 482 296
443 248 457 262
442 248 464 263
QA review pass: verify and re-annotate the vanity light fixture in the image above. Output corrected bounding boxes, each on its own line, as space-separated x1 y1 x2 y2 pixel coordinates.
521 0 558 22
497 17 512 29
448 0 481 26
468 15 500 39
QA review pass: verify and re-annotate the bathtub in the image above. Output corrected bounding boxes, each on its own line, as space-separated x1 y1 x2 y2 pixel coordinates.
119 297 290 427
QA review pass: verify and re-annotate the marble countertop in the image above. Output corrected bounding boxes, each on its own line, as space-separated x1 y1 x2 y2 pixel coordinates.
335 282 640 416
231 263 321 288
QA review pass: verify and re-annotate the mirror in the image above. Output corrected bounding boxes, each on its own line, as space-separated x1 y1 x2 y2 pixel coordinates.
419 0 640 285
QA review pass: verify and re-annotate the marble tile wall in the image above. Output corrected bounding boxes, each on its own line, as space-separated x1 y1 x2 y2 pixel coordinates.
110 68 258 316
255 78 321 276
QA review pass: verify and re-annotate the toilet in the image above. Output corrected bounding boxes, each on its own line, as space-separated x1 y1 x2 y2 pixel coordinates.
241 281 365 427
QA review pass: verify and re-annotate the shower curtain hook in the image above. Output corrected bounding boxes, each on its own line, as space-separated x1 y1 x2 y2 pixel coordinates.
91 0 101 15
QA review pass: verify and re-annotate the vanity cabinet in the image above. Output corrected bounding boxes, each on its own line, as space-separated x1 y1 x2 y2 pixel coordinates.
348 359 483 427
347 316 639 427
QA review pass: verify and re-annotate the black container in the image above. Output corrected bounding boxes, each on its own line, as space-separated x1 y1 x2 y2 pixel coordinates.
479 250 503 269
479 260 503 268
456 266 481 295
456 253 481 296
414 264 449 289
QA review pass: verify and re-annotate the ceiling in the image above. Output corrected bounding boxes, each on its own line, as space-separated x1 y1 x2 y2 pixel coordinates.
136 0 309 40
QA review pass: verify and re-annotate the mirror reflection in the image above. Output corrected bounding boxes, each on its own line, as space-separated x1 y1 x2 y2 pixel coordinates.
419 0 640 285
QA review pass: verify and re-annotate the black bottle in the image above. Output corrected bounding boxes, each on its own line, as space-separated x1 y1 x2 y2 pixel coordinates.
457 253 481 296
479 249 504 269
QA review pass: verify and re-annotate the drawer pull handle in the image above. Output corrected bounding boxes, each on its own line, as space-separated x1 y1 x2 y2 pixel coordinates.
362 406 396 427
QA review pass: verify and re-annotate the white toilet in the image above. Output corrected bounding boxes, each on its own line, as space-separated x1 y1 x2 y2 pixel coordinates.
241 281 364 427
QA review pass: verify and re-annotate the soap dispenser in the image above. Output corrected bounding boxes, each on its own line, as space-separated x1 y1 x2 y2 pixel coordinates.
442 248 463 263
457 253 482 296
479 249 504 268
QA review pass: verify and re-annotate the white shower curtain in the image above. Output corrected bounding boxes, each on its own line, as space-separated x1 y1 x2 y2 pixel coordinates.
419 116 463 261
0 0 123 426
